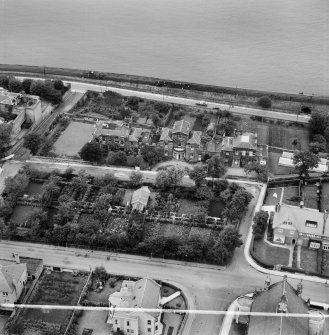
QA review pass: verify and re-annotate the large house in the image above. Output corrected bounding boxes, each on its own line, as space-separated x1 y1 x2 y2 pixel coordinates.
0 259 27 307
248 277 309 335
0 88 42 138
92 118 267 166
221 132 268 167
272 203 329 250
108 278 163 335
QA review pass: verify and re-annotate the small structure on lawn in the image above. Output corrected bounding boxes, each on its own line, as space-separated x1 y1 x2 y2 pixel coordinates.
130 186 150 211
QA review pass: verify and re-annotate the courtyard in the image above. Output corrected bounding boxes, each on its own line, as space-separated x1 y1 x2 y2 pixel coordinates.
53 121 95 156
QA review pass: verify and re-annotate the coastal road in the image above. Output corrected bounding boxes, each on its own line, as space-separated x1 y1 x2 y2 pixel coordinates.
16 76 310 124
0 240 328 335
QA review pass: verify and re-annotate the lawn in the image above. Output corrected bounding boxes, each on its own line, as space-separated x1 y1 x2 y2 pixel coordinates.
192 117 204 131
77 310 110 335
21 270 87 332
268 151 295 176
322 252 329 277
237 117 309 150
25 182 43 196
253 239 290 266
264 187 282 206
10 205 40 226
208 198 225 218
177 199 207 216
282 186 300 206
300 248 318 273
86 276 123 305
188 226 212 240
320 182 329 212
53 121 95 156
302 184 319 210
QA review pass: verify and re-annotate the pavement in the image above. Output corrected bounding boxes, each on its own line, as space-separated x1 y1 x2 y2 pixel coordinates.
16 76 310 124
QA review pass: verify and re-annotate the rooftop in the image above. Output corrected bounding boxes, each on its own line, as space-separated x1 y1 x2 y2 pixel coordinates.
0 262 27 293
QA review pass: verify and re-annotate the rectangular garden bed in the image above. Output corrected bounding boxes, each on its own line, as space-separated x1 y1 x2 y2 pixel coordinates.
253 239 290 266
208 198 225 218
300 248 318 273
10 205 40 226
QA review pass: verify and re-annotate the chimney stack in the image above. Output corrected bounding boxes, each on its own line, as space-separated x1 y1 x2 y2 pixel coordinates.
12 253 20 264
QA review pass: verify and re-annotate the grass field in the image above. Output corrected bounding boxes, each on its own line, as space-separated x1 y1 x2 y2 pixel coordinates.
10 206 39 226
264 188 282 206
282 186 300 206
21 271 87 330
53 121 95 156
26 182 43 196
302 184 319 210
300 248 318 273
177 199 207 216
237 117 309 150
268 151 295 176
208 198 225 217
253 239 290 266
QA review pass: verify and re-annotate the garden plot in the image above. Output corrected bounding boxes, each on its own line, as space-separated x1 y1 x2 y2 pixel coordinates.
300 248 318 273
282 186 300 206
177 199 207 216
158 223 191 239
188 226 212 240
268 151 295 176
302 184 319 210
320 182 329 211
10 206 40 226
253 239 290 266
25 182 43 196
182 114 196 129
208 198 225 218
264 188 282 206
20 270 87 334
53 121 95 156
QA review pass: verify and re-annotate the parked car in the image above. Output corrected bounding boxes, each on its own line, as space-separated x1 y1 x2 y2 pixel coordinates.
196 100 207 106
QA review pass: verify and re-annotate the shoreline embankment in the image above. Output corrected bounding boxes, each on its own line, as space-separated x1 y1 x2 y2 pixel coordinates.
1 64 328 111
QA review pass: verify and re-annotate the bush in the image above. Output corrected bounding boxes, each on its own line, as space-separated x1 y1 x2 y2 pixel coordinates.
257 96 272 109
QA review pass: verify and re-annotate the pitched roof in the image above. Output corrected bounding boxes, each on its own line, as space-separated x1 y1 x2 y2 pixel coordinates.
233 133 257 150
131 186 150 207
221 136 234 151
129 128 143 142
94 122 130 138
187 131 202 145
273 204 328 236
0 263 27 293
109 277 161 318
172 120 190 135
159 127 172 142
248 279 308 335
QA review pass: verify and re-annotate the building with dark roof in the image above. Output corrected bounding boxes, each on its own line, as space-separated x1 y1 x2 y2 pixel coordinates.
248 278 309 335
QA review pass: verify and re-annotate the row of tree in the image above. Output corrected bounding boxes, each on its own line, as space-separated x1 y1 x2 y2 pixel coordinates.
0 75 65 104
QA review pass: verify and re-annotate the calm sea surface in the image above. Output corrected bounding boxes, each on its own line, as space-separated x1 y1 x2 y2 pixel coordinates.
0 0 328 95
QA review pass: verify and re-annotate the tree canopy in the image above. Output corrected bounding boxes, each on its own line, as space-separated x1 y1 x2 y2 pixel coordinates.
293 151 320 178
0 123 12 158
80 142 103 162
24 133 43 155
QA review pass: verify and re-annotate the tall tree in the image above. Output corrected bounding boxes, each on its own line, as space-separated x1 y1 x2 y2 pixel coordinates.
129 171 143 187
24 133 43 155
80 142 103 162
8 78 23 93
293 151 320 178
0 124 12 158
207 156 227 189
189 166 207 186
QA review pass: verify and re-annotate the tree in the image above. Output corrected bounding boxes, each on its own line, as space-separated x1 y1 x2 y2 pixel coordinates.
309 111 329 136
293 151 320 178
80 142 103 162
207 156 227 188
24 133 43 154
0 218 6 239
40 176 61 208
8 78 23 93
129 171 143 187
189 166 207 186
244 161 268 182
154 101 170 114
106 151 127 166
140 146 165 167
22 78 33 94
94 266 108 281
216 119 236 136
257 96 272 109
252 210 269 239
155 170 171 189
53 79 65 91
155 167 184 189
0 123 12 158
0 75 9 89
309 142 326 154
194 185 213 200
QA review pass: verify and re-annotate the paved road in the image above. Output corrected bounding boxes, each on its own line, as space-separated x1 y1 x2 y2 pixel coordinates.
0 239 328 335
17 76 310 124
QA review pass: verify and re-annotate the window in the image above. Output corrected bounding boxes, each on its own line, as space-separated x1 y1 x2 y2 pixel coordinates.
283 220 292 225
147 320 151 325
323 244 329 250
249 151 253 156
191 147 194 151
190 153 194 159
306 220 317 228
289 230 295 235
3 292 8 296
155 325 158 331
127 321 130 326
127 330 130 333
148 328 151 332
115 320 118 325
131 331 134 334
